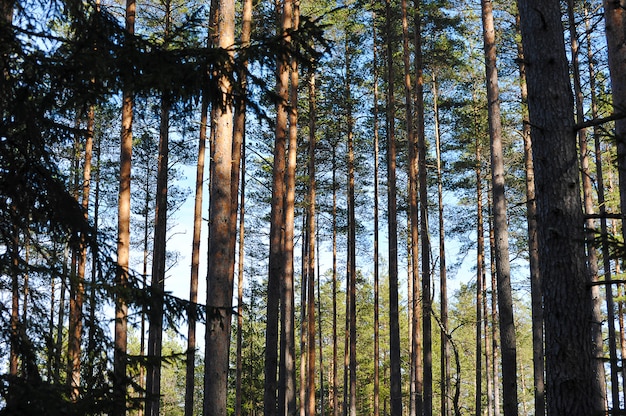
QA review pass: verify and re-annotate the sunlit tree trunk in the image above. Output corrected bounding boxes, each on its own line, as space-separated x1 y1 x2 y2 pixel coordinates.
185 50 207 416
233 0 252 413
481 2 518 414
300 222 308 416
475 119 484 416
307 69 317 416
203 0 235 413
278 1 298 414
371 8 381 416
235 126 247 416
604 0 626 232
114 0 136 412
433 73 451 416
265 1 290 414
517 1 600 413
567 1 612 409
385 1 402 415
331 142 339 416
586 3 619 408
402 0 420 413
145 89 170 416
514 13 545 416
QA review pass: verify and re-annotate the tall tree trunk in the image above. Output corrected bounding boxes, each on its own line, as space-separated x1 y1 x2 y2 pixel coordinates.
402 0 420 412
475 121 484 416
68 105 94 400
385 1 402 415
433 73 451 416
235 127 247 416
146 7 173 406
145 90 170 416
203 0 235 413
517 1 600 413
567 1 612 410
345 35 358 416
331 142 339 416
316 215 324 415
307 69 317 416
586 3 619 410
414 4 432 415
9 224 19 411
603 0 626 231
300 221 308 416
480 3 518 414
233 0 252 413
114 0 136 412
514 13 544 416
371 9 381 416
185 57 208 416
278 1 298 413
488 205 501 416
265 1 290 414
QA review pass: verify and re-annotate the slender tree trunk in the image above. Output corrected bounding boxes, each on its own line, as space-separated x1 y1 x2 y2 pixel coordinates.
603 0 626 231
307 69 317 416
235 129 247 416
114 0 136 412
567 2 612 410
265 2 290 414
475 125 484 416
146 9 173 406
488 207 501 416
586 4 619 410
233 0 252 413
300 223 308 416
344 35 358 416
145 89 170 416
433 74 451 416
514 13 544 416
371 9 381 416
203 0 235 413
481 3 518 414
278 1 298 414
402 0 420 413
385 1 402 415
316 215 324 415
9 225 19 411
517 1 600 413
332 142 339 416
68 106 94 400
185 59 208 416
414 4 432 415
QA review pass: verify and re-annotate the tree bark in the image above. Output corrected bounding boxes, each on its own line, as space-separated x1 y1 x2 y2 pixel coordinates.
385 1 402 415
517 1 601 413
433 74 451 416
481 2 518 415
233 0 252 413
114 0 135 412
402 0 420 413
185 58 207 416
307 69 317 416
203 0 235 414
145 90 170 416
264 1 290 414
475 120 484 416
371 8 381 416
567 1 612 410
278 1 298 414
514 12 545 416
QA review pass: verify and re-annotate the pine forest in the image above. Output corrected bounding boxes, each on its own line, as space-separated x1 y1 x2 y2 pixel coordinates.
2 0 625 415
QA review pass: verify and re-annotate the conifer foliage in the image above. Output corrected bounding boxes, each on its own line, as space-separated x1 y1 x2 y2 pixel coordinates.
2 0 626 415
